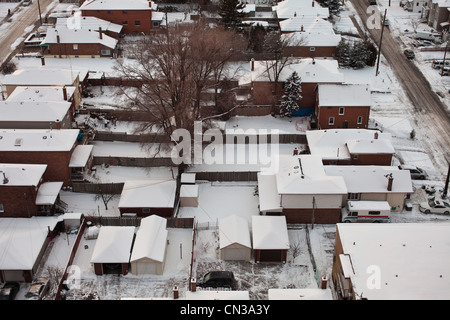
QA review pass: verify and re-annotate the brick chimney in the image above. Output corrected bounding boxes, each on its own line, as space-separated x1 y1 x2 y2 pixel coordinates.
321 275 328 289
173 286 179 299
387 173 393 191
62 86 67 101
41 56 45 66
374 131 379 139
99 27 103 39
190 278 196 292
312 1 315 7
251 58 255 71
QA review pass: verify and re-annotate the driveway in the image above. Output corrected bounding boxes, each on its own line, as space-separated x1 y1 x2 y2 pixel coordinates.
350 0 450 177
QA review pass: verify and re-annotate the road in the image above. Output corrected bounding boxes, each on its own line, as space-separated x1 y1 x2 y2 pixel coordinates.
0 0 54 64
350 0 450 177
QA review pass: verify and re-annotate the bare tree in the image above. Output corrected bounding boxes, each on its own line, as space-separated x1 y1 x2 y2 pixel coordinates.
260 31 304 111
113 21 247 163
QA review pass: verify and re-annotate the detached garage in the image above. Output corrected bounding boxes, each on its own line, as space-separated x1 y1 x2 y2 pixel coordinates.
90 226 135 276
219 215 252 261
252 216 289 263
130 215 168 275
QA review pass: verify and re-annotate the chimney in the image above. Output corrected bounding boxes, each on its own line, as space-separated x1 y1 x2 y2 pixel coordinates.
41 56 45 66
2 172 8 185
374 131 379 139
301 25 304 32
99 27 103 39
320 275 328 289
312 1 315 7
387 173 393 191
62 86 67 101
294 12 297 17
173 286 179 299
293 147 299 156
251 58 255 71
190 278 197 292
56 34 60 43
149 0 152 7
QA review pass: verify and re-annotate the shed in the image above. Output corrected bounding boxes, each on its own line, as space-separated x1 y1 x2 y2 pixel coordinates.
130 215 168 275
219 215 252 261
90 226 135 275
252 216 289 263
180 173 196 184
180 184 199 207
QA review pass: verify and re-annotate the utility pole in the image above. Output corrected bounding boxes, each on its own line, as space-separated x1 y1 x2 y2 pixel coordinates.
443 153 450 198
376 9 388 76
311 196 316 230
441 41 449 77
37 0 42 25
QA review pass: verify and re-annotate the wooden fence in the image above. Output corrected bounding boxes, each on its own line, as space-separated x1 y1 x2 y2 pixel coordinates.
85 216 195 228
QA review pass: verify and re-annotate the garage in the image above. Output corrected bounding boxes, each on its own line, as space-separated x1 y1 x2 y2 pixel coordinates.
252 216 289 263
219 215 252 261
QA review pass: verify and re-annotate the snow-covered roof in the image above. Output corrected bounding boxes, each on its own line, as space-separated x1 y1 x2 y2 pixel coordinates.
3 68 84 86
0 129 79 152
36 182 63 205
279 16 333 33
283 29 342 47
252 216 289 250
257 172 282 213
80 0 156 10
180 184 198 198
130 215 168 263
180 173 196 184
318 84 372 107
7 86 76 102
268 288 333 300
56 15 123 34
346 200 391 212
0 217 57 270
118 180 176 208
346 138 395 155
219 214 251 249
306 129 394 160
69 145 94 168
250 58 344 84
273 154 347 195
324 166 413 194
336 223 450 300
42 27 118 49
90 226 135 263
0 163 47 187
274 2 329 20
0 100 71 123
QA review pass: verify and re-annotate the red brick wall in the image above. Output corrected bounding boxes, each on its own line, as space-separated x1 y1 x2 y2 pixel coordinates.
119 207 174 218
0 185 39 217
81 9 153 34
282 208 341 224
349 153 393 166
0 149 75 186
316 106 370 129
283 46 337 58
252 82 318 108
47 42 114 57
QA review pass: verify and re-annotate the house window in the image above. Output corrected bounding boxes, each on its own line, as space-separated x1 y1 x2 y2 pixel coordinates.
348 193 360 200
73 44 78 50
310 47 316 51
357 116 363 124
152 21 160 27
135 20 141 26
339 107 345 115
107 10 113 14
353 154 359 160
101 50 111 56
0 204 3 212
142 208 151 214
122 10 128 14
122 20 128 25
329 117 335 125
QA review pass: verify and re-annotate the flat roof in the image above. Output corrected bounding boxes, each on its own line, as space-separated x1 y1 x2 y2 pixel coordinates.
0 129 79 152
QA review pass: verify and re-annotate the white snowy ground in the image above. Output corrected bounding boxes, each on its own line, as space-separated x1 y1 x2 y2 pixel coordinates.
6 1 450 300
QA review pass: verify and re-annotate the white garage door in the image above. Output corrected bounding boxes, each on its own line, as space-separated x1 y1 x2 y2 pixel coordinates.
136 261 157 275
223 248 248 261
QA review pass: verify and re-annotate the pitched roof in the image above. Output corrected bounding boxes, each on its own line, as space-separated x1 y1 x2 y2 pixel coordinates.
252 216 289 250
56 16 123 34
130 215 168 263
118 180 176 208
43 27 118 49
90 226 135 263
219 214 251 249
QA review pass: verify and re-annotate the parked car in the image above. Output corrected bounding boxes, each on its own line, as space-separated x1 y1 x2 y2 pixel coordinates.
419 199 450 215
398 165 427 179
404 49 415 59
22 0 32 6
25 278 49 300
0 282 20 300
197 271 236 290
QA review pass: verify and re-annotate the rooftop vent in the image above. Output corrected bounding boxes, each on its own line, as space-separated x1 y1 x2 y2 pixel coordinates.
14 138 23 146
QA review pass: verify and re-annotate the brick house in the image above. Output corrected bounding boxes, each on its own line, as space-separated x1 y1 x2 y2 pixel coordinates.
80 0 158 35
41 27 118 58
306 129 395 166
0 129 90 186
315 84 371 129
246 58 344 116
0 163 62 218
280 17 342 58
56 16 123 39
257 154 347 224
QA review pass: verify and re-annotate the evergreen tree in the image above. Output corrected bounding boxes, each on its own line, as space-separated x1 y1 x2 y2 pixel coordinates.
219 0 246 31
280 71 302 117
328 0 344 17
335 39 352 67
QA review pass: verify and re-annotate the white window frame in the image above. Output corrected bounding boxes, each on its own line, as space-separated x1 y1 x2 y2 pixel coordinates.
310 47 316 52
357 116 363 124
329 117 335 125
339 107 345 115
73 44 78 50
0 204 4 212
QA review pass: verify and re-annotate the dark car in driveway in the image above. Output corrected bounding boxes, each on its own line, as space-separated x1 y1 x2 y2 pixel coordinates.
0 282 20 300
404 49 415 59
198 271 236 290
